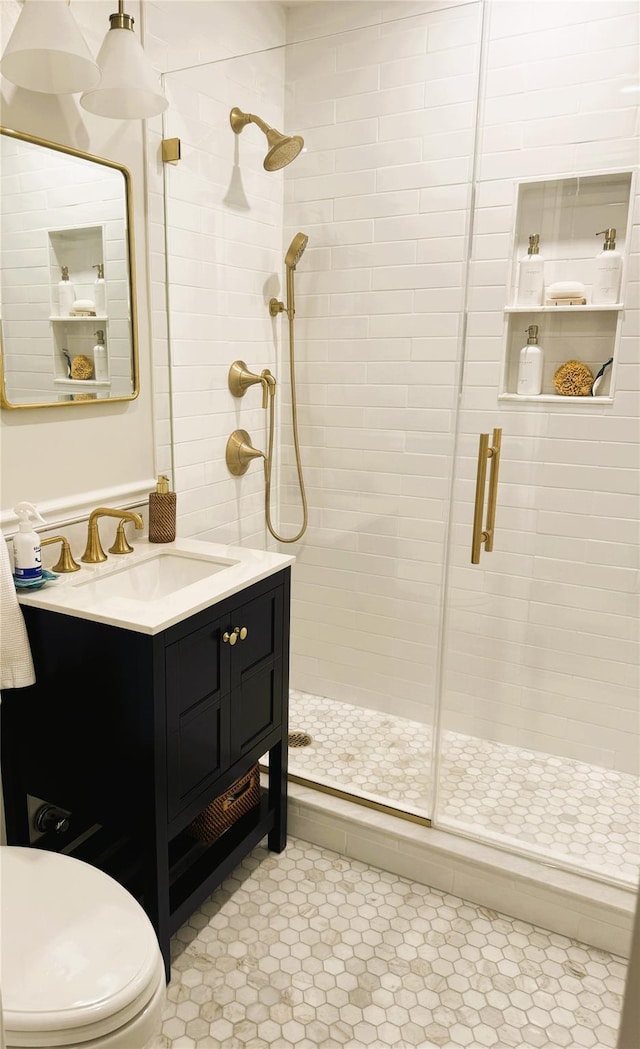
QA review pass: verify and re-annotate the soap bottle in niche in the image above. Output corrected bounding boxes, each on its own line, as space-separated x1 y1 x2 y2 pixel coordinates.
517 324 544 396
92 330 108 381
93 263 106 315
12 501 46 583
516 233 545 306
592 228 622 305
58 266 75 316
149 475 176 543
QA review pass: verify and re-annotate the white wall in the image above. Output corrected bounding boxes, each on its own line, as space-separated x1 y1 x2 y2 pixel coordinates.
0 0 155 516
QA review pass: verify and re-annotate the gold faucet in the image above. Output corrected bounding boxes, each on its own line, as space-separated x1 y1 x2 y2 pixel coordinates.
81 508 144 564
41 535 81 572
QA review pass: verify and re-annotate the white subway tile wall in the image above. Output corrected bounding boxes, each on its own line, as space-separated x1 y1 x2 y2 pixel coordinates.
149 0 639 836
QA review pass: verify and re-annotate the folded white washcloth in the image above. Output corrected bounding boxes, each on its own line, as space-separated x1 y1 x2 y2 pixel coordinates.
0 534 36 690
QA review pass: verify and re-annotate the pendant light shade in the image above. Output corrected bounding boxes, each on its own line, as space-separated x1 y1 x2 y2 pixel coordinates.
0 0 100 94
80 3 168 120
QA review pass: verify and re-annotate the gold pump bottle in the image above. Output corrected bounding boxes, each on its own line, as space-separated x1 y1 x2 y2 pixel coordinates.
149 475 176 543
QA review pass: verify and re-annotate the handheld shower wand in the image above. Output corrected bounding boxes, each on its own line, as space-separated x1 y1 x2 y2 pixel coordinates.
269 232 308 320
266 233 310 543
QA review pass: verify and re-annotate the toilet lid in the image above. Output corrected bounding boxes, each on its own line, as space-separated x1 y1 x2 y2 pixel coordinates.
1 847 162 1038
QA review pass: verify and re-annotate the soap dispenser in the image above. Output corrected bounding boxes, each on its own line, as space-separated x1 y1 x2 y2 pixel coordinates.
58 266 75 316
13 501 46 583
93 263 106 315
149 475 176 543
517 324 544 396
516 233 545 306
92 330 108 382
592 228 622 305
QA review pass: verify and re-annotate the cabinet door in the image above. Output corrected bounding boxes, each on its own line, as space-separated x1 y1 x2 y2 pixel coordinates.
229 584 284 760
165 615 231 819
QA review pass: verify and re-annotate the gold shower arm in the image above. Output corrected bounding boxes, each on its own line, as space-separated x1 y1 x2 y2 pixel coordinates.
230 108 270 135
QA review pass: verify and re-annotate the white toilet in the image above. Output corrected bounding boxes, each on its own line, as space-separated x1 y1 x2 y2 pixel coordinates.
1 847 166 1049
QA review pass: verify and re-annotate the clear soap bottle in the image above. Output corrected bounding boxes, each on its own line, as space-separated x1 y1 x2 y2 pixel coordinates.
591 228 622 305
516 234 545 306
517 324 544 396
58 266 75 315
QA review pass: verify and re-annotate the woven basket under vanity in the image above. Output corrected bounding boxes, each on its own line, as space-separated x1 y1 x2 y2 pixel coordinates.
188 763 261 844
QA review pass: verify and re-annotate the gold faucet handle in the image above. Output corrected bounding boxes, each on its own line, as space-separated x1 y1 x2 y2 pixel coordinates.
109 521 135 555
41 536 81 573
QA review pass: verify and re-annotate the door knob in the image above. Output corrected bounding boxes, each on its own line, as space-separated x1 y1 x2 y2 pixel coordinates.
223 628 239 645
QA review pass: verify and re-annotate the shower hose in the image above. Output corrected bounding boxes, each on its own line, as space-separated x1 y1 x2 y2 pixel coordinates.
263 309 308 543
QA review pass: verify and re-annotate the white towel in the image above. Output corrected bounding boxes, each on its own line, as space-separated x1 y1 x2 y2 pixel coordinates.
0 534 35 690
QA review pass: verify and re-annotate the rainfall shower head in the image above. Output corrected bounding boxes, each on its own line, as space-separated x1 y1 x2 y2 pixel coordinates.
230 107 304 171
285 232 308 270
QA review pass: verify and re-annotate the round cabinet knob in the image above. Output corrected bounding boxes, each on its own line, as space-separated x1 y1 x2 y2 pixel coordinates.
239 626 248 640
223 629 239 645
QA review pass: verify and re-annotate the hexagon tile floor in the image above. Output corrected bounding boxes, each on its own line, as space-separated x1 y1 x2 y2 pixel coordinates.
154 836 628 1049
285 690 640 887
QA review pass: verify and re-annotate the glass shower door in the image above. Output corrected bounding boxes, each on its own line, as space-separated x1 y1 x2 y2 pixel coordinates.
435 168 640 887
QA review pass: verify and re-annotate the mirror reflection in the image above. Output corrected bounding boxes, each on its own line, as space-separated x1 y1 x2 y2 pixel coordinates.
0 127 139 408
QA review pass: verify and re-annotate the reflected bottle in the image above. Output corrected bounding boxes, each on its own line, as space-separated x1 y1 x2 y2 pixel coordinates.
92 330 108 382
93 263 107 315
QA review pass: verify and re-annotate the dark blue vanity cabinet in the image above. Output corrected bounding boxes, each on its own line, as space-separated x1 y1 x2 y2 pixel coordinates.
1 568 290 980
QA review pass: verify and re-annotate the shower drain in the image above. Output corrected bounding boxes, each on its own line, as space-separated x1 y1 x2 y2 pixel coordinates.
288 731 313 748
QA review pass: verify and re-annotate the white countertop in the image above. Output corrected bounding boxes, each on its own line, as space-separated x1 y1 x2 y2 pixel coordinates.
16 537 295 635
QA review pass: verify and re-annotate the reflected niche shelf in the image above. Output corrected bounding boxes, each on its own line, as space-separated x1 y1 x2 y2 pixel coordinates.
48 225 111 390
499 169 634 405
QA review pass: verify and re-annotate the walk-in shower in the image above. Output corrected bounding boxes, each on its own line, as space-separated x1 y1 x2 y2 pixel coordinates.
161 1 640 899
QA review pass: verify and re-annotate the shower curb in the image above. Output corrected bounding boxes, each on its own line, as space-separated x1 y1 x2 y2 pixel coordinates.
281 777 636 959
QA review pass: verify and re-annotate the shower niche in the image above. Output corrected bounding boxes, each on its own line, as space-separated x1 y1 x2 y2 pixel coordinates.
499 169 635 403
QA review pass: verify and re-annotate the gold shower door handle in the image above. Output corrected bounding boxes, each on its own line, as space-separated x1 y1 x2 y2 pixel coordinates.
471 427 502 564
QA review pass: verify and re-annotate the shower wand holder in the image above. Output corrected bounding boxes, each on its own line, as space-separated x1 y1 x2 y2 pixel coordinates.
269 297 285 317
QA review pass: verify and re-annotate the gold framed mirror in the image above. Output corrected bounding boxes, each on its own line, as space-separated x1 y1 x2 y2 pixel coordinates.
0 127 139 409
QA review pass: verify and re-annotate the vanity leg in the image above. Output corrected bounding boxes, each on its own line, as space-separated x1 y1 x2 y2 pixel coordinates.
138 822 172 983
267 739 287 853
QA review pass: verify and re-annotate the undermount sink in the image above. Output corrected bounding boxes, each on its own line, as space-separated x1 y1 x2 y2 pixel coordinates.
74 552 238 602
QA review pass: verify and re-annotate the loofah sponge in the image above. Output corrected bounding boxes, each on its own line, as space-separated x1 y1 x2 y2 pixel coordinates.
553 359 594 396
70 354 94 380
